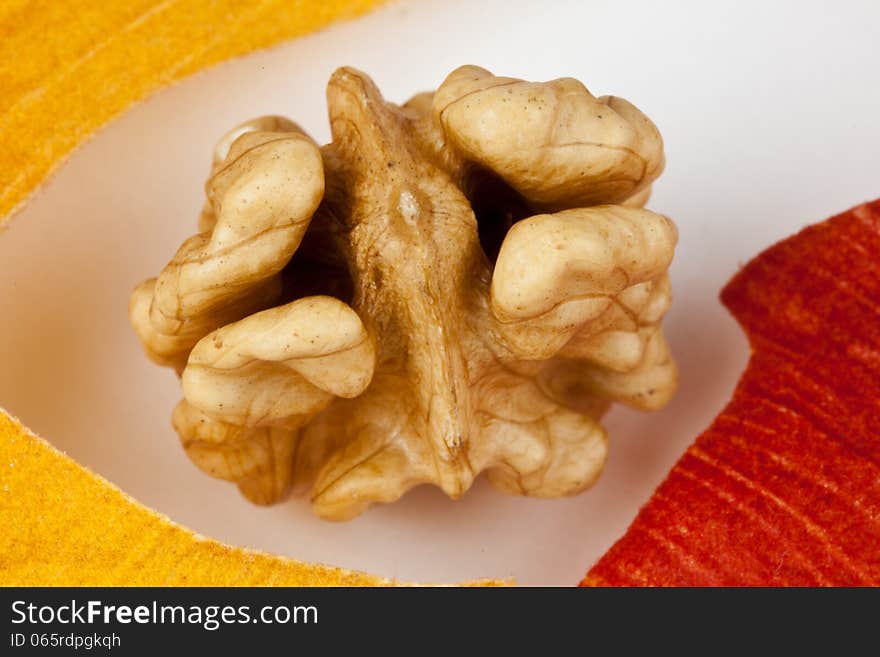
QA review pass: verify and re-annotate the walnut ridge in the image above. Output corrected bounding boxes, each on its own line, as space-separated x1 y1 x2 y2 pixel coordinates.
130 66 678 520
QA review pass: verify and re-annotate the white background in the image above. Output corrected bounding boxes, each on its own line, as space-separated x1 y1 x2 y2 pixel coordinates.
1 0 878 585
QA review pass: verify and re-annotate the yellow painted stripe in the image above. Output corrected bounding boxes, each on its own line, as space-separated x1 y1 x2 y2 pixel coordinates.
0 408 506 585
0 0 385 225
0 408 391 585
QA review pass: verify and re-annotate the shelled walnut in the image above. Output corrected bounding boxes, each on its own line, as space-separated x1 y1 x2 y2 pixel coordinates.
130 66 678 520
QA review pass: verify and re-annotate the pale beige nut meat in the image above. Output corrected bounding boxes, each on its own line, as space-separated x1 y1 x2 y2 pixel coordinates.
174 296 374 504
130 66 678 520
429 65 664 209
130 118 324 371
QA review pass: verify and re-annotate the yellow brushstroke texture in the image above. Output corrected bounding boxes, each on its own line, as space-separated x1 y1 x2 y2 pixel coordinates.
0 0 385 225
0 408 388 585
0 409 504 585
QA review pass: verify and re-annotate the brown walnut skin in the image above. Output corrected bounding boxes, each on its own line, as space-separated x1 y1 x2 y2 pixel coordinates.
130 66 678 520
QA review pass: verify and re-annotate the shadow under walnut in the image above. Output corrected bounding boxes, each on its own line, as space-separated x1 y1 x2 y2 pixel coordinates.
130 65 678 521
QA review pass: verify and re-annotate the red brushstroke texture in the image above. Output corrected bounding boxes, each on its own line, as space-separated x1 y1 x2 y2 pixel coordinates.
582 198 880 586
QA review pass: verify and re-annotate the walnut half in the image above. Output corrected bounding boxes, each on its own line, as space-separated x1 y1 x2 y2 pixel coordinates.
130 66 678 520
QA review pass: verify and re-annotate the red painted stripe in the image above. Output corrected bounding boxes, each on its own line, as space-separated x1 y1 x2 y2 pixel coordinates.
583 198 880 586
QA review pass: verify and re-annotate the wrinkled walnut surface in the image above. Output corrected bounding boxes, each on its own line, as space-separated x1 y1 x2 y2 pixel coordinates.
130 66 678 520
